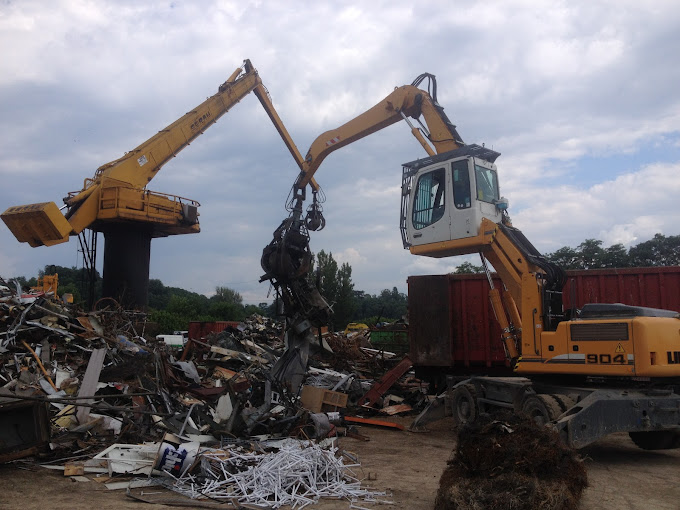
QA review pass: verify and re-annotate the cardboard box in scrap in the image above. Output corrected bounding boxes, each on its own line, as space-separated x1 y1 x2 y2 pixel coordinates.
300 385 348 413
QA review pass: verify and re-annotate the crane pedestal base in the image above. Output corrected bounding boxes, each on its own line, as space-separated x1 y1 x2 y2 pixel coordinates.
102 227 151 310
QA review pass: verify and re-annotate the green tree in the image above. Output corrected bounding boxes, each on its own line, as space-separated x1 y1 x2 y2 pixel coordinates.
311 250 357 330
546 233 680 270
601 243 630 268
316 250 339 305
149 309 189 333
577 239 606 269
334 262 356 331
546 246 580 269
148 278 171 309
629 233 680 267
212 286 242 305
454 261 484 274
353 287 407 322
207 300 245 321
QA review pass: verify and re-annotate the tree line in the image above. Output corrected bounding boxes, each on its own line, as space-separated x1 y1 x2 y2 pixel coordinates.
8 233 676 333
308 250 408 330
455 233 680 273
9 252 407 334
546 234 680 270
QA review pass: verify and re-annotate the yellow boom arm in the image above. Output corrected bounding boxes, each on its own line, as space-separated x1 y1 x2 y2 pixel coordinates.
2 59 305 247
295 76 465 191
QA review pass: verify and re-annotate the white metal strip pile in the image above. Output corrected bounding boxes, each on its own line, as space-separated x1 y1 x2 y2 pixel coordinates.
164 439 391 509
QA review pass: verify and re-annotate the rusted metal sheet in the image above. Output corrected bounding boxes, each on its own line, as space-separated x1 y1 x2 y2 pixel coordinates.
409 267 680 371
407 275 452 367
188 321 240 341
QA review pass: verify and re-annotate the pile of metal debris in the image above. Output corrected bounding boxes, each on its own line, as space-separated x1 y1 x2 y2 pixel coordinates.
0 278 422 506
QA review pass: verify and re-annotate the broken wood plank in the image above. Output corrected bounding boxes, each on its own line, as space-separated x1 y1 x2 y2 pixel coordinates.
64 461 85 476
76 348 106 424
344 416 405 430
379 404 412 415
210 345 267 363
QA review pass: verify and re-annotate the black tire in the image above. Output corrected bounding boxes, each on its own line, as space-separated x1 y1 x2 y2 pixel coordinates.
629 430 680 450
550 394 576 415
521 394 563 426
451 384 478 425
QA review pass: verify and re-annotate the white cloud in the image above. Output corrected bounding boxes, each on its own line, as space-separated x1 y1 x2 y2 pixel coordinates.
335 248 366 266
512 161 680 252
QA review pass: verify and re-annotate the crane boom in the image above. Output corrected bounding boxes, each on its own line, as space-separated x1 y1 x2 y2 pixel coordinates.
2 59 307 247
295 77 464 192
1 59 306 310
261 69 680 450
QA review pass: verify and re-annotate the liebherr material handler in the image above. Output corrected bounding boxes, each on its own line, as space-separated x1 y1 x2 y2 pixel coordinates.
2 60 306 308
261 72 680 449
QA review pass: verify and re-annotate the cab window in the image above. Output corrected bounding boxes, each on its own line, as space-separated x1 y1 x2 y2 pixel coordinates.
412 168 445 230
452 160 471 209
475 165 499 203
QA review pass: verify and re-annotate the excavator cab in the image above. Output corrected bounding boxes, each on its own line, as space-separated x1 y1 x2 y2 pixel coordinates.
400 144 508 252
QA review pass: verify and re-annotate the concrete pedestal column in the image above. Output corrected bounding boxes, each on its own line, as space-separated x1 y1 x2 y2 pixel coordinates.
102 227 151 310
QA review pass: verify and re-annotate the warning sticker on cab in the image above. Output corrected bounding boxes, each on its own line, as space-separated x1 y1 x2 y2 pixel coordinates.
615 343 625 354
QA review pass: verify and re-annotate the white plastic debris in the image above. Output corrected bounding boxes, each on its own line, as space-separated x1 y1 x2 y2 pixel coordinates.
165 439 391 509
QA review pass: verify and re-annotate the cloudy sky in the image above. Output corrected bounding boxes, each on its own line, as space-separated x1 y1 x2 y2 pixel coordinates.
1 0 679 304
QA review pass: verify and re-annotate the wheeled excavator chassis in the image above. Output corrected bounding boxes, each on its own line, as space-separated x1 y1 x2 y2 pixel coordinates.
413 375 680 450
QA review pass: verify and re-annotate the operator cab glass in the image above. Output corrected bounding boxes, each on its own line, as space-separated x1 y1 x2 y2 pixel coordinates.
400 144 505 251
412 167 446 229
452 159 471 209
474 164 499 204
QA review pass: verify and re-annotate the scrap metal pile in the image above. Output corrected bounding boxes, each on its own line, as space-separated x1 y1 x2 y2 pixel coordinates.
0 278 421 506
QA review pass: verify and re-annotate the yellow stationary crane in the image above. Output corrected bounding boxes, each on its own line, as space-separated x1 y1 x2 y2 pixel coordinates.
2 60 304 307
262 71 680 449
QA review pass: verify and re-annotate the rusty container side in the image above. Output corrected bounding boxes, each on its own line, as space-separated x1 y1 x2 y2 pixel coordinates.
408 275 453 366
188 321 241 341
562 267 680 311
408 273 508 370
449 274 508 369
409 266 680 371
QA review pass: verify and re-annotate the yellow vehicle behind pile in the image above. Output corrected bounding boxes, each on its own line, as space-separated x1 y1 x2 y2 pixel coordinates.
344 323 369 335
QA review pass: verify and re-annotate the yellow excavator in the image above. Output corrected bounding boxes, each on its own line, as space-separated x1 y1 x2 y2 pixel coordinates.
262 71 680 449
2 60 305 307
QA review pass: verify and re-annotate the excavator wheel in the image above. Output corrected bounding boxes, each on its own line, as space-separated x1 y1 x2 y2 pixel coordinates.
629 430 680 450
521 394 563 426
451 383 478 426
550 394 576 415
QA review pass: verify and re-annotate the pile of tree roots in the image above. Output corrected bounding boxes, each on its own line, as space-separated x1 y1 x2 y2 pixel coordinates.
435 415 587 510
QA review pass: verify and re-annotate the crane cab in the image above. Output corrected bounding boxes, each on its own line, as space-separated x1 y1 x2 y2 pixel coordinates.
400 144 508 255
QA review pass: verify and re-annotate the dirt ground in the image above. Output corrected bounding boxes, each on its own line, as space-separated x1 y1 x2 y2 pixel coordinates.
0 417 678 510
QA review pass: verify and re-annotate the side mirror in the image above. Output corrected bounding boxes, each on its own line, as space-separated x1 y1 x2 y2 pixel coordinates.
494 197 509 211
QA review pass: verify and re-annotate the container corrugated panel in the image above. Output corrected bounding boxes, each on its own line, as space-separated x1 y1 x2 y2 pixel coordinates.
188 321 241 341
409 266 680 370
562 267 680 311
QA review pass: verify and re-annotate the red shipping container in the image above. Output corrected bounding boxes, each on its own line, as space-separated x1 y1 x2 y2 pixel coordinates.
188 321 241 341
408 267 680 372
